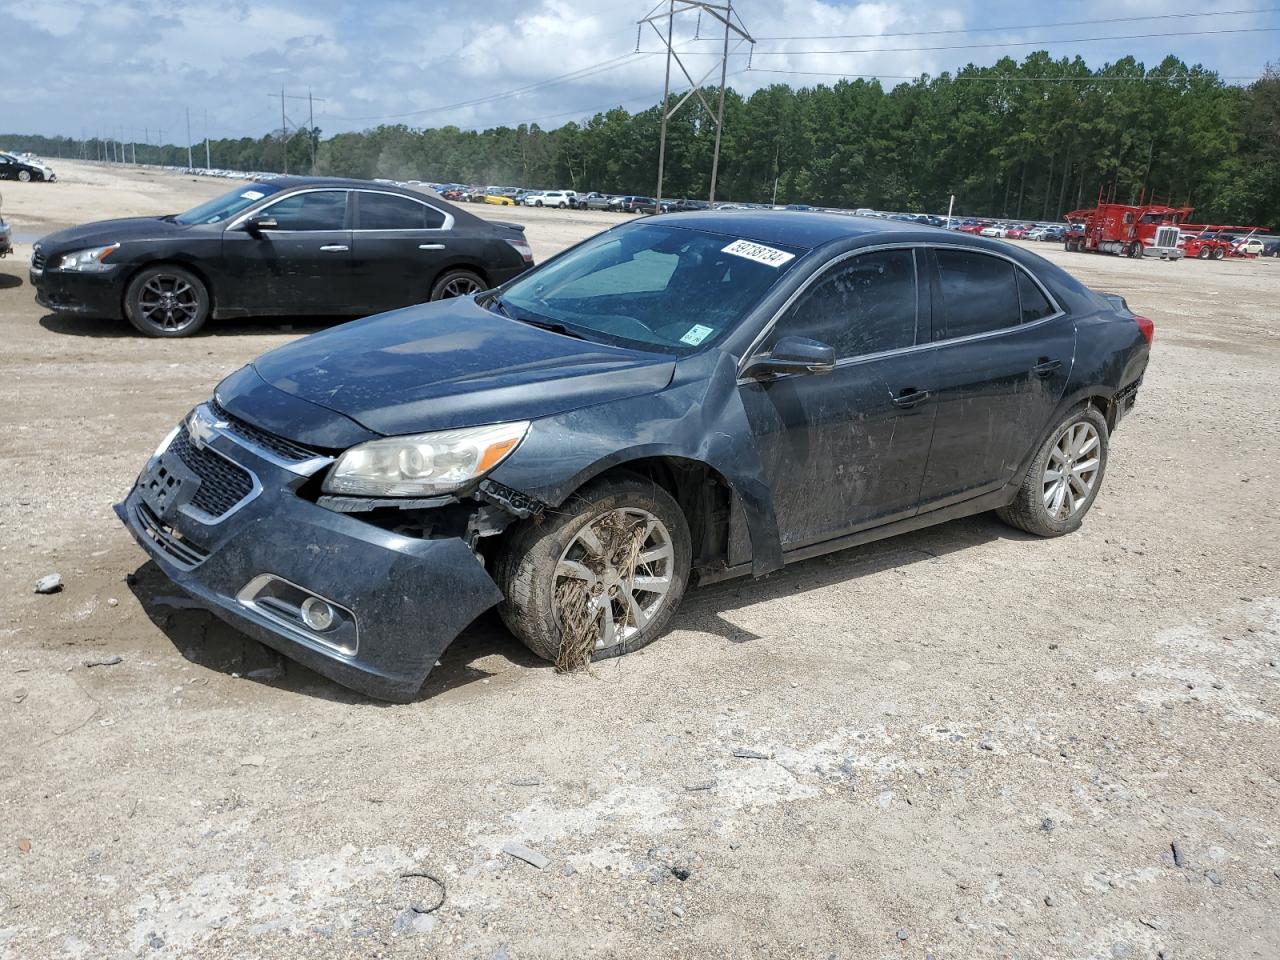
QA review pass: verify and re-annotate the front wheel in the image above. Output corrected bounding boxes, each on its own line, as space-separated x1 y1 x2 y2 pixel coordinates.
124 265 210 337
495 474 691 668
1128 242 1143 259
997 405 1109 537
17 170 31 183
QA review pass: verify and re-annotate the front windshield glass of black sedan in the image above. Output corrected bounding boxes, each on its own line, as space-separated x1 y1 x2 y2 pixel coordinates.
174 184 281 225
498 222 806 353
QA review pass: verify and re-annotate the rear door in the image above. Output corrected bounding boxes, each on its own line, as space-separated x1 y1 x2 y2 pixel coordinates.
738 247 937 549
917 246 1074 508
220 189 352 313
350 190 455 312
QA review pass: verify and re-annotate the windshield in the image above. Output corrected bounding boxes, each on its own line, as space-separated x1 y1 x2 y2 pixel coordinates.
174 184 281 225
498 222 806 353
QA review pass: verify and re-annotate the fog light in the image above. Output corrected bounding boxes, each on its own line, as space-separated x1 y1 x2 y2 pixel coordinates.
301 597 336 632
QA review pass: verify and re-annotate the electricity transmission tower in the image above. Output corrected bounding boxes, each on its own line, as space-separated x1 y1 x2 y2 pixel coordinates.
639 0 753 205
268 89 327 174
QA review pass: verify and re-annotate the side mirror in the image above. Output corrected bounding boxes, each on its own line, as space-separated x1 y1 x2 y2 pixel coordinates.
742 336 837 379
244 215 278 235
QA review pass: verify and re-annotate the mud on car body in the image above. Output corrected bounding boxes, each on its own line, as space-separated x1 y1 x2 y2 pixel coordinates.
117 212 1152 701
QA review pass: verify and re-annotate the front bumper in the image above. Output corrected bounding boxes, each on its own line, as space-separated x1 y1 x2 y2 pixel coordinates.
30 266 124 317
115 406 504 702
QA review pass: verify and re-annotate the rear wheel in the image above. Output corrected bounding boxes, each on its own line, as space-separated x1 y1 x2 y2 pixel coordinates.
124 265 210 337
1212 247 1225 260
495 475 691 667
429 269 484 301
997 405 1109 538
1197 247 1211 259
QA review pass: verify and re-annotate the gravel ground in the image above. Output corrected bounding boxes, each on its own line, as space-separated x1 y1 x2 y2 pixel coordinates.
1 162 1278 960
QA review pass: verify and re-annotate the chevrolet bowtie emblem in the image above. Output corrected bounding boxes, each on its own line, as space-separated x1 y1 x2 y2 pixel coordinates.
187 408 226 450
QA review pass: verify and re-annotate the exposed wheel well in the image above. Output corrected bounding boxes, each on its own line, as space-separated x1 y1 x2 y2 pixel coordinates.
584 458 736 573
120 260 215 318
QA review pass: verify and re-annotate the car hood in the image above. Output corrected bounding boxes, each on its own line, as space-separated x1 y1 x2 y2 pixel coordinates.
249 298 677 436
37 216 190 252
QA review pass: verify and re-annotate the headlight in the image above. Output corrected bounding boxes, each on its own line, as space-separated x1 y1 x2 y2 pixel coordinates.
322 421 530 497
56 243 119 272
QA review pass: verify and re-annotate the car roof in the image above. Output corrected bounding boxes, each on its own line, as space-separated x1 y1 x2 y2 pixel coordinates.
648 209 975 250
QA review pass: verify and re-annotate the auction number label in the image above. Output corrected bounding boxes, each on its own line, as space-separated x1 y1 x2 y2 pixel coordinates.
722 239 796 268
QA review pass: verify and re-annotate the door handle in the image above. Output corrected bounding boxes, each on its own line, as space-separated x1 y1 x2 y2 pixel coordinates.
891 388 930 408
418 243 447 251
319 244 349 252
1032 358 1062 376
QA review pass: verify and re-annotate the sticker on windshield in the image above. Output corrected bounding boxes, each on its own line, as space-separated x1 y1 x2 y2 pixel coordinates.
722 239 795 268
680 324 715 346
241 190 265 200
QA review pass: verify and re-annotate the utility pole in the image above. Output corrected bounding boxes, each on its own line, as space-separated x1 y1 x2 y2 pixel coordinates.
186 107 193 169
639 1 753 205
308 88 316 172
269 90 327 175
204 108 211 168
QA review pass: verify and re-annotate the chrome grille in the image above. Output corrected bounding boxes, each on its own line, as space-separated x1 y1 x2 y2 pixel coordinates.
31 247 46 271
209 398 322 462
135 502 210 568
170 427 254 517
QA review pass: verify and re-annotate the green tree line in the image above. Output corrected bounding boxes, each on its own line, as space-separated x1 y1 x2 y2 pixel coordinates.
5 53 1277 226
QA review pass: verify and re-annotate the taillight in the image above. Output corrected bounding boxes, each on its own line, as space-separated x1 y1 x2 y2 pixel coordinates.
504 237 534 264
1135 315 1154 344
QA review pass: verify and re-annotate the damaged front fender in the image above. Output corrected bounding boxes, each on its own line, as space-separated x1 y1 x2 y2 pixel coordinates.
486 350 785 576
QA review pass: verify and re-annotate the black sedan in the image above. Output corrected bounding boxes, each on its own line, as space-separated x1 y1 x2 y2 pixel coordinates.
116 212 1151 701
30 177 534 336
0 152 54 182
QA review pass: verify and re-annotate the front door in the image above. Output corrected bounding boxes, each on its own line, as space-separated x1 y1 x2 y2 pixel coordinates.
220 189 352 314
738 248 937 550
918 247 1075 508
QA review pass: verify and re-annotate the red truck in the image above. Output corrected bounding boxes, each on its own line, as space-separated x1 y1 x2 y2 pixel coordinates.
1178 225 1268 260
1063 202 1189 260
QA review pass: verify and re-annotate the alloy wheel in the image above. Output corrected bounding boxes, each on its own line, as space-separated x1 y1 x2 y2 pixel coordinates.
138 274 200 332
439 275 482 298
1042 421 1101 521
553 508 675 649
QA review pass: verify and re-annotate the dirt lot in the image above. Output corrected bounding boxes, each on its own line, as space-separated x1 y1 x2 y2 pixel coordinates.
1 161 1278 960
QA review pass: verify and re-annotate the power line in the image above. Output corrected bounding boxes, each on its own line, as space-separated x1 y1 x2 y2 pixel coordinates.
746 68 1263 83
650 25 1280 57
345 52 652 122
750 6 1280 41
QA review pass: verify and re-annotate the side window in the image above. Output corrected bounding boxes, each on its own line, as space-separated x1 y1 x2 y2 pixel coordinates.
934 249 1021 339
767 249 918 358
1016 270 1056 323
263 191 347 231
359 192 443 230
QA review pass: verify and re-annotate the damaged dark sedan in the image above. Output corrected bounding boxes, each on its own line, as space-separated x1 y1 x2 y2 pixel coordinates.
116 212 1152 701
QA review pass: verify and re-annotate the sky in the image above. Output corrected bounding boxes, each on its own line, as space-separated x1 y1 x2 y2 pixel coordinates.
3 0 1277 144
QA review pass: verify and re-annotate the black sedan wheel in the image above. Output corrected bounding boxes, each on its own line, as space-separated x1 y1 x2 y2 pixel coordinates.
17 170 31 183
124 266 210 337
495 474 691 667
429 269 484 301
998 405 1109 537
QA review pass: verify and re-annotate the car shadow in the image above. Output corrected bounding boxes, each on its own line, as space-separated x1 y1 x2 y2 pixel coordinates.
38 312 348 338
0 273 21 290
126 512 1028 705
678 513 1032 646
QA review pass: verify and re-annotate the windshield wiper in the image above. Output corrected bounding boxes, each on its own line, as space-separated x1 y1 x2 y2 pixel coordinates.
515 316 587 340
488 295 587 340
